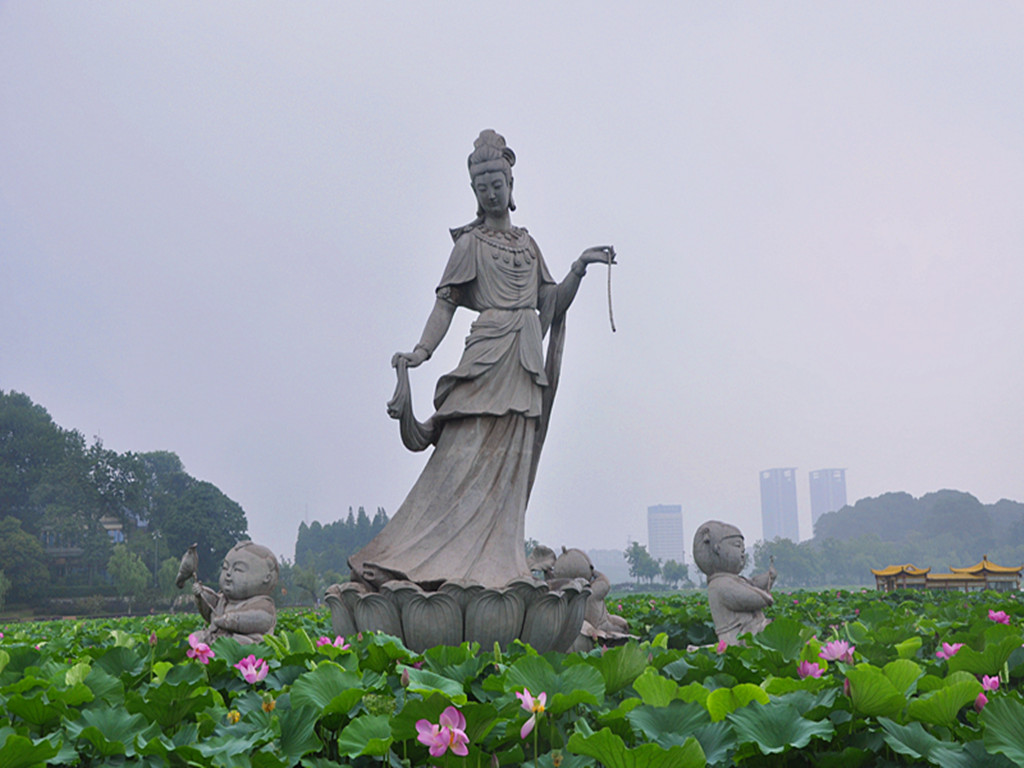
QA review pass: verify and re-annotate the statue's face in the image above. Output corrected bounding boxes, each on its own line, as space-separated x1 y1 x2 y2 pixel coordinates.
219 547 272 599
717 534 747 574
472 170 511 217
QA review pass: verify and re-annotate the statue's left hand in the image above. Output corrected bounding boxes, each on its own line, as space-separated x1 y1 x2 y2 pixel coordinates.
579 245 617 266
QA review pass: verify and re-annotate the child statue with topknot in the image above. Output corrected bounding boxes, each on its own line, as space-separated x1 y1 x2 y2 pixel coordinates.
191 541 279 644
693 521 776 646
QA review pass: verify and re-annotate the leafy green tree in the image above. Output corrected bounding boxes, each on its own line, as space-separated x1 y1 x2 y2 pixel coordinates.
107 543 149 613
624 542 660 584
157 556 180 598
661 559 689 588
0 569 10 612
294 508 388 575
0 390 70 529
0 516 50 601
160 481 248 582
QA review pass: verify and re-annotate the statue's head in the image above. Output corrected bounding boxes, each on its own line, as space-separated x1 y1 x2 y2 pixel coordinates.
468 129 516 217
219 541 279 600
693 520 746 577
551 547 595 581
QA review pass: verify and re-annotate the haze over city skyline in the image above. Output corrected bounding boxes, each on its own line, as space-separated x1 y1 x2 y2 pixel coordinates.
3 4 1022 563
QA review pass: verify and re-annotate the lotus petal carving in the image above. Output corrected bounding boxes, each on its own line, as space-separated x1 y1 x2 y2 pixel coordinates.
464 588 525 649
520 591 567 654
401 591 463 652
439 580 485 613
381 580 424 613
325 581 366 638
353 592 403 637
552 585 590 653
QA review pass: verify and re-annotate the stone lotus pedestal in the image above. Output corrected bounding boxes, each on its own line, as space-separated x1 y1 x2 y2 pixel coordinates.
325 577 591 654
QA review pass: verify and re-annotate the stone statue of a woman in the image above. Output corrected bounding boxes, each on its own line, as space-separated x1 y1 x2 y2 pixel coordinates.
348 130 615 590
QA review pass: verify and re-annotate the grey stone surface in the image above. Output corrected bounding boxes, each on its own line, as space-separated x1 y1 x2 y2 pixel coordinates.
693 520 777 646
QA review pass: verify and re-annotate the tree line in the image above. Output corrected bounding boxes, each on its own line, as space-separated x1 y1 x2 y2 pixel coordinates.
752 489 1024 587
0 390 248 610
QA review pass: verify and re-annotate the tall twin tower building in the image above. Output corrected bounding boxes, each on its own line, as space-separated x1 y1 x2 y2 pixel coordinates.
759 468 847 542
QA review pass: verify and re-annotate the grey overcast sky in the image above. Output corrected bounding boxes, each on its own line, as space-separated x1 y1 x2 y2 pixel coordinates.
2 2 1022 564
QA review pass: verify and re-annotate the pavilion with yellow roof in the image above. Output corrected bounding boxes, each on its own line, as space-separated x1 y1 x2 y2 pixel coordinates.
872 556 1021 593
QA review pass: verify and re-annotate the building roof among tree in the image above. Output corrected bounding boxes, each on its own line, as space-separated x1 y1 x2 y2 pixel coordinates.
870 564 930 576
948 555 1023 575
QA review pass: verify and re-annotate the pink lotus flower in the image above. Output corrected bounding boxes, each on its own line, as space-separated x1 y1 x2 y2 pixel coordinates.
234 654 269 684
982 675 1000 692
186 633 215 664
516 688 547 739
843 678 851 697
316 635 350 650
988 610 1011 625
819 640 855 663
935 642 964 660
716 639 728 654
797 661 823 679
975 692 988 711
415 705 469 757
793 599 799 605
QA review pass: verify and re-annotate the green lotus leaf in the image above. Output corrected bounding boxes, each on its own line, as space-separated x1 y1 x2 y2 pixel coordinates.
728 699 834 754
506 654 605 716
895 636 922 660
401 665 468 705
705 683 769 722
660 656 693 682
690 720 737 765
277 705 322 761
627 700 710 748
632 667 679 707
82 667 123 706
0 732 61 768
875 716 995 766
92 646 146 680
193 732 264 767
126 676 216 729
751 618 809 663
846 665 906 719
337 714 392 758
573 642 650 695
48 682 93 708
290 662 366 717
0 650 9 677
361 633 414 673
907 678 981 727
883 659 923 696
5 691 64 729
678 681 710 707
567 725 706 768
64 662 90 687
65 706 158 758
948 629 1022 676
982 697 1024 766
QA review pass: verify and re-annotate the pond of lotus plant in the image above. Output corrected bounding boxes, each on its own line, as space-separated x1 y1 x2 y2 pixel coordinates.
2 588 1024 767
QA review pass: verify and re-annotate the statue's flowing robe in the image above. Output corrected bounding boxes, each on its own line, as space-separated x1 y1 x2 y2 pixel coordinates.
349 226 566 589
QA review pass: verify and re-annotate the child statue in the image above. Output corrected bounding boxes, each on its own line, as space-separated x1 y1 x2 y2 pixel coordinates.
191 541 279 644
693 521 776 646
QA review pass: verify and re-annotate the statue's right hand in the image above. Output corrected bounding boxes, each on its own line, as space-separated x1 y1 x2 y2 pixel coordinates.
191 581 203 597
391 349 428 369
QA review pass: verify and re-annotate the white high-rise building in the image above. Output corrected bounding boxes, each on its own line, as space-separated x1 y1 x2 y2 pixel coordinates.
647 504 685 564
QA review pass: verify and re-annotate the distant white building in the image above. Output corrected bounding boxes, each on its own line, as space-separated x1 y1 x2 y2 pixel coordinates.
647 504 685 565
809 468 847 530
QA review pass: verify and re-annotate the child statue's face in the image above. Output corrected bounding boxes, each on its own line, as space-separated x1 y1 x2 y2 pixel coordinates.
716 534 747 575
219 547 273 600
